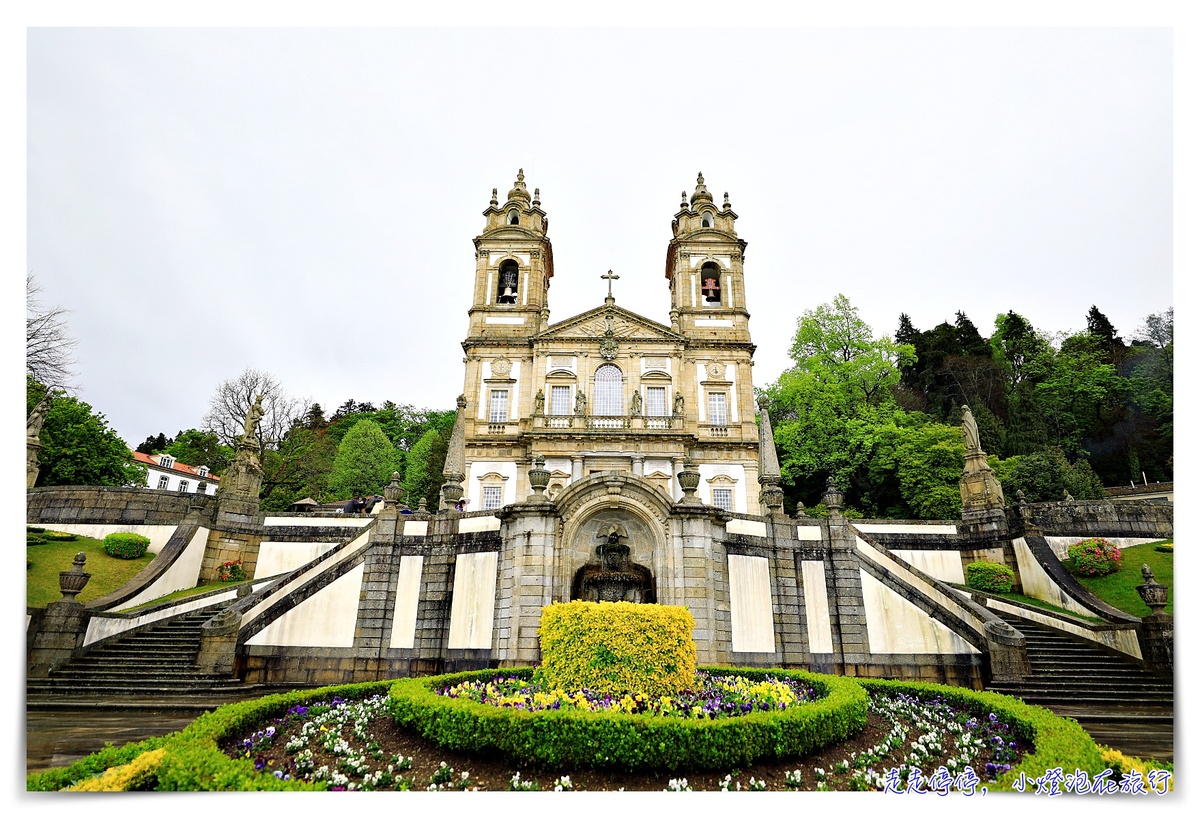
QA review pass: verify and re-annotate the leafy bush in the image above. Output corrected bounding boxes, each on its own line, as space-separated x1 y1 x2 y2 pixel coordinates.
1154 543 1173 553
538 601 696 697
218 560 247 582
389 666 868 771
27 526 45 533
44 531 78 541
65 748 166 791
27 534 47 546
1066 538 1122 577
102 532 151 560
965 561 1015 593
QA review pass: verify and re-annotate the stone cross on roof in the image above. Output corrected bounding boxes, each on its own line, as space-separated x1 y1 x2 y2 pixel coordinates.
601 270 619 304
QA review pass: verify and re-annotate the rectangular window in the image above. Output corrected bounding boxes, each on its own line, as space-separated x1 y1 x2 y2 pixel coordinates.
708 392 728 426
157 475 169 490
551 385 571 416
482 485 503 510
489 389 509 423
178 480 190 493
712 487 734 512
646 386 667 417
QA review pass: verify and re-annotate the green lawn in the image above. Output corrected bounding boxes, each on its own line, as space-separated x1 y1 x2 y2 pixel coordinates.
1073 540 1173 617
26 530 155 608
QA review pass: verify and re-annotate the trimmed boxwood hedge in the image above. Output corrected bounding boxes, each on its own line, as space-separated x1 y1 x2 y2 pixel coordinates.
27 679 396 792
387 666 869 771
29 671 1164 791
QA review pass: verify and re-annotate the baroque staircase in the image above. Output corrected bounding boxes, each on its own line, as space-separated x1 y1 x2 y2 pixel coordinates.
985 609 1174 762
27 604 265 706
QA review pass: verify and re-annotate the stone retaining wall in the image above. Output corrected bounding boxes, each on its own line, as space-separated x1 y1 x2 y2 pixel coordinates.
27 486 198 526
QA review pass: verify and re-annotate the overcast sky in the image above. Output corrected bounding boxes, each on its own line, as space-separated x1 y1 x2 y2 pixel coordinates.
22 22 1178 451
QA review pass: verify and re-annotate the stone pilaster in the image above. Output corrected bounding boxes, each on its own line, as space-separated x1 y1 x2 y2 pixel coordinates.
494 499 560 666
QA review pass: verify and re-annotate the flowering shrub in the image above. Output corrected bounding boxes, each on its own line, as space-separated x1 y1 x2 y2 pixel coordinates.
1066 538 1122 577
102 532 150 560
437 670 815 719
965 561 1015 593
218 559 247 582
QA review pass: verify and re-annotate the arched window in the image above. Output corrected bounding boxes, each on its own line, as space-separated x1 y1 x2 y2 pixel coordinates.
701 213 713 228
497 260 519 304
700 261 722 303
593 364 623 415
508 210 520 225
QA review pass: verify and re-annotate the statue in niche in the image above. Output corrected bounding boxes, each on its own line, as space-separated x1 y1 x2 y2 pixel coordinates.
533 389 545 416
574 391 587 416
629 390 642 416
674 392 685 416
961 405 981 451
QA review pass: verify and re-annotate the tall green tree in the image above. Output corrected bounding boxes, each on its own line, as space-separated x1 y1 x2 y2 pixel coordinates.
325 419 397 500
27 378 145 488
164 429 233 474
402 427 450 510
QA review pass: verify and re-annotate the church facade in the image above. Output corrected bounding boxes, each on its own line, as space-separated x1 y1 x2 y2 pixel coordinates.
452 170 761 517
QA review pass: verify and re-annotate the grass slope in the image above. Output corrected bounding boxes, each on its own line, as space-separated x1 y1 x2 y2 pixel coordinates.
1073 540 1173 617
26 530 155 608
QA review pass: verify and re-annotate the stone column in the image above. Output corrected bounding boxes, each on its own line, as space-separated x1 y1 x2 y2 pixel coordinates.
571 456 583 482
983 619 1032 681
822 480 870 674
631 454 644 476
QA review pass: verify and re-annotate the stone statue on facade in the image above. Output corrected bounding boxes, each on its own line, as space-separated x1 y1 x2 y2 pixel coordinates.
574 391 587 416
674 392 685 416
629 390 642 416
533 389 545 416
959 404 1004 515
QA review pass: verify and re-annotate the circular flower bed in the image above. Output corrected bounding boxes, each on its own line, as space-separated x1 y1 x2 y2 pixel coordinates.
388 666 868 771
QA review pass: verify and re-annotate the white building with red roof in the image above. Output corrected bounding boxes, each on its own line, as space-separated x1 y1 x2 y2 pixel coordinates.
132 451 221 495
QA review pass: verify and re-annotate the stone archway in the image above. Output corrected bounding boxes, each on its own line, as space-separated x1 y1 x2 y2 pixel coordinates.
553 472 673 604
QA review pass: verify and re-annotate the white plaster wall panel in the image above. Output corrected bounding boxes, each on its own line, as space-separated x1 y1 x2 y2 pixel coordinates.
985 598 1142 659
1045 536 1162 560
509 360 521 418
389 556 425 649
447 551 499 649
246 563 365 647
39 523 178 555
726 518 767 538
801 560 834 653
859 569 978 654
1012 537 1095 616
795 526 824 541
113 526 210 610
403 520 429 536
256 542 339 577
86 588 238 646
243 529 371 625
889 550 966 584
855 537 981 642
855 523 958 536
695 363 707 420
264 516 371 527
458 516 502 534
728 554 775 653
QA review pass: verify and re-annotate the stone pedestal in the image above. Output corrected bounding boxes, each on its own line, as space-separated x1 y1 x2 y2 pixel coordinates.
960 450 1005 512
196 607 243 675
27 600 89 677
1138 615 1173 674
27 438 42 488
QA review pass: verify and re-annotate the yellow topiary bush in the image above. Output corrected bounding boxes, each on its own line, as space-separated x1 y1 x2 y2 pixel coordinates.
1099 746 1174 792
64 747 166 791
537 600 696 697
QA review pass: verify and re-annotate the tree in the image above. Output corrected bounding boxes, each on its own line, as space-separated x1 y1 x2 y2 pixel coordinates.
325 419 397 500
26 274 77 388
402 427 450 509
27 378 145 488
201 368 305 451
164 429 234 474
1134 308 1173 349
135 432 172 454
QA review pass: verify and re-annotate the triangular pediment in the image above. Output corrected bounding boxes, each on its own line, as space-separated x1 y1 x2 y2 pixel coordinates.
536 305 682 343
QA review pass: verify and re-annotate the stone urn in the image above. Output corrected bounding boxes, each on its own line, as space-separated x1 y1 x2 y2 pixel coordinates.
528 454 551 499
677 457 701 502
1136 564 1169 616
58 552 91 603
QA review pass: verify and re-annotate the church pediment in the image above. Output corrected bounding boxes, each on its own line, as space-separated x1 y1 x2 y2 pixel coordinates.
536 306 682 343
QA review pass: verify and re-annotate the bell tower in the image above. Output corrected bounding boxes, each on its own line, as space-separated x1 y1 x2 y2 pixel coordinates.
664 173 752 344
467 169 554 339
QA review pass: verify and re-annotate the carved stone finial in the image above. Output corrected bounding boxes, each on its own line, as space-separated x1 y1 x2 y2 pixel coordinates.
723 192 730 209
490 187 498 206
383 471 403 507
58 551 91 603
823 476 844 514
533 187 540 206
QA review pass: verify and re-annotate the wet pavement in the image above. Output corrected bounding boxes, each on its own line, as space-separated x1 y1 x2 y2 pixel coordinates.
26 706 204 776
